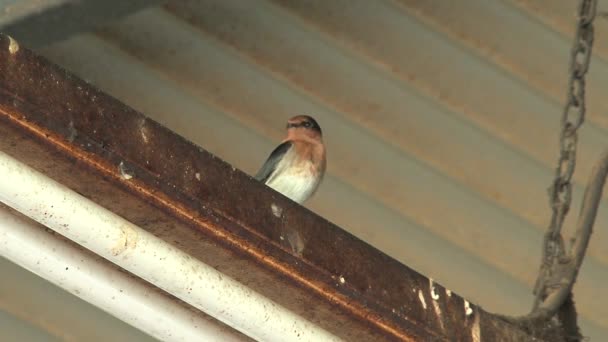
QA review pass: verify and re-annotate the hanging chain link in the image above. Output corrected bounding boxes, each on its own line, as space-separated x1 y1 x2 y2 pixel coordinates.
533 0 597 309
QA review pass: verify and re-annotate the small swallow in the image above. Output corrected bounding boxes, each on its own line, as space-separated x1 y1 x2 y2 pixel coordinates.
255 115 326 204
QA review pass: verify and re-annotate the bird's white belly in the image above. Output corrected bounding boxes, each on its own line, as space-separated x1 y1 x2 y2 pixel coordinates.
266 171 319 204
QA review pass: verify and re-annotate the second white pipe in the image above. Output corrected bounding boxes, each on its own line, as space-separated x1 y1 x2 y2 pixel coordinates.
0 206 247 342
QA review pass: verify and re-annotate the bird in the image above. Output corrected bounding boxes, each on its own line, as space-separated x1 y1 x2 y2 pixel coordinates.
255 115 326 204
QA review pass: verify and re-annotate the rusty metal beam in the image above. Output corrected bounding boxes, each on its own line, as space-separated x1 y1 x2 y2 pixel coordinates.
0 33 546 341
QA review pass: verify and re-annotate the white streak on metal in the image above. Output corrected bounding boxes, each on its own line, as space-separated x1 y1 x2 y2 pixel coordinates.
446 288 452 297
471 311 480 342
429 278 443 329
138 118 149 143
118 161 134 180
429 278 439 300
8 35 19 54
285 229 305 256
270 203 282 218
0 151 342 342
418 290 427 310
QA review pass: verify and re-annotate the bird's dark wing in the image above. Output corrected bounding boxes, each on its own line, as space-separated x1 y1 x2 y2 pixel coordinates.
255 141 292 182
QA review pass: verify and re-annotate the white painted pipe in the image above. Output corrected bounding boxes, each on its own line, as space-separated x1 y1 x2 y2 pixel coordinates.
0 151 341 342
0 207 247 342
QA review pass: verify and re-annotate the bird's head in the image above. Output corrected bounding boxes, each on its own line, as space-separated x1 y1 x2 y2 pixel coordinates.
285 115 322 141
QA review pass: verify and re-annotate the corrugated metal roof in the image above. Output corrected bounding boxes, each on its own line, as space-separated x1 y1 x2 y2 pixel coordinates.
36 0 608 339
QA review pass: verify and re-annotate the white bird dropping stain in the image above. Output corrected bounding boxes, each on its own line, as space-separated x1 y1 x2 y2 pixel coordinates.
112 224 139 256
471 312 481 342
286 229 305 256
8 36 19 54
418 290 427 310
429 279 443 329
446 288 452 297
118 161 134 180
195 172 201 181
464 300 473 316
339 276 345 284
270 203 282 218
138 118 149 143
429 278 439 300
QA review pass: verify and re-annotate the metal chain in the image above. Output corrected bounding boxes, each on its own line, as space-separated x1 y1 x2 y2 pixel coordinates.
532 0 597 310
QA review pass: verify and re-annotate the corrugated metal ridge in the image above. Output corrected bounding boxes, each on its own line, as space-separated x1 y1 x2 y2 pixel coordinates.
391 0 608 128
507 0 608 61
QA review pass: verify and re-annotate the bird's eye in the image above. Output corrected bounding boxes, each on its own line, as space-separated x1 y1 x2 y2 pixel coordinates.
302 121 312 128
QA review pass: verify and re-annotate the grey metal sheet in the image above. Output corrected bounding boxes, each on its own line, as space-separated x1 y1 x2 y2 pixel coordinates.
0 0 165 48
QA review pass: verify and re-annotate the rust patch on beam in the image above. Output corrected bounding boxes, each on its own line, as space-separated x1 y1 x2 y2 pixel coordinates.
0 34 542 341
